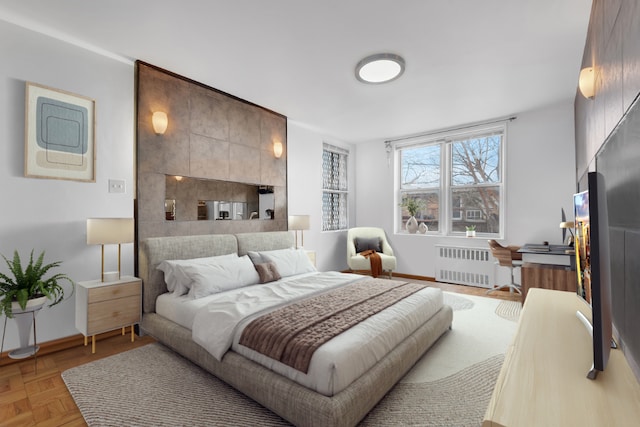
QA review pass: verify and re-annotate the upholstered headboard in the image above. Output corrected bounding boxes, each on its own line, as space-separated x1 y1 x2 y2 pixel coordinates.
235 231 294 256
138 231 294 313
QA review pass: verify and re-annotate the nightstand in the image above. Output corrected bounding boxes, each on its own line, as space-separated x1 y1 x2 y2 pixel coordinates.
75 276 142 353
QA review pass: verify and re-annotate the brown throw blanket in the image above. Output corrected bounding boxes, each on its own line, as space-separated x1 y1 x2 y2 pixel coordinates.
239 279 426 373
360 249 382 277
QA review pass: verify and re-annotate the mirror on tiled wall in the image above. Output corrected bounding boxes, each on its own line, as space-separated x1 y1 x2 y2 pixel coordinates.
164 175 275 221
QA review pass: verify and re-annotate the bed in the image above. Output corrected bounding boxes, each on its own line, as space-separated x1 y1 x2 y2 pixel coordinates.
139 231 453 427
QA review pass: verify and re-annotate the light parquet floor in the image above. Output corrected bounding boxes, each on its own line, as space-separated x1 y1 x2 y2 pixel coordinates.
0 282 520 427
1 333 155 427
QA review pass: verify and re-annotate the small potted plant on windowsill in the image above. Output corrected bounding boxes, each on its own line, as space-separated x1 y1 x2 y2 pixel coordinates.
400 197 425 234
465 225 476 237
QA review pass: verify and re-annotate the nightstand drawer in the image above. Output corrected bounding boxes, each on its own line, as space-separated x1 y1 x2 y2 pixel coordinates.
86 295 141 335
88 282 139 303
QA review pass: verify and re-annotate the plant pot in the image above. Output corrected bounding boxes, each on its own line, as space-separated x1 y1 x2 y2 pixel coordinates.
466 230 476 238
406 216 418 234
8 296 47 359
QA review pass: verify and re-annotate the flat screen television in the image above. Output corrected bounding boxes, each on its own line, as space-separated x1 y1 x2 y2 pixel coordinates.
573 171 614 379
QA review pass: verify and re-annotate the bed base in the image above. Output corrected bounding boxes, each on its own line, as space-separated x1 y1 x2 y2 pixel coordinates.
138 232 453 426
141 305 452 427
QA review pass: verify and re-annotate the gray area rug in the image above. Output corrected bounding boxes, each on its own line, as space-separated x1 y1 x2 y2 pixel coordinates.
63 343 503 427
63 292 510 427
495 300 522 322
443 292 475 311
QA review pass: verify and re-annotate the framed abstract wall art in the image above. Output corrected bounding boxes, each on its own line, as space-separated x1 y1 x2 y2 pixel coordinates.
25 82 96 182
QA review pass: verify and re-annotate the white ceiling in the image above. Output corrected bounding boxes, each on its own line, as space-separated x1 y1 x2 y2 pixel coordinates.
0 0 593 144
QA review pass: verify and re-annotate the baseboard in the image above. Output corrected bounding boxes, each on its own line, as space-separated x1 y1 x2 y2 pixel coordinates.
0 329 124 367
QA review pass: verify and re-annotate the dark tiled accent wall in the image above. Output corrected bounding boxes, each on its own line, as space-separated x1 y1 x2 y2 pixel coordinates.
136 62 287 241
576 0 640 377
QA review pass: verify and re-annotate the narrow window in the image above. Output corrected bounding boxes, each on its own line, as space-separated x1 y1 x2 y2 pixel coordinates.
322 143 349 231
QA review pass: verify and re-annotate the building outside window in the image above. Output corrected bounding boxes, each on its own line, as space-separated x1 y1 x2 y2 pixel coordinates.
322 143 349 231
397 125 505 236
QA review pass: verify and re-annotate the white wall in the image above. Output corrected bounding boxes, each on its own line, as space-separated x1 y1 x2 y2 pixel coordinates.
287 122 356 271
288 102 576 281
0 21 134 350
352 101 577 279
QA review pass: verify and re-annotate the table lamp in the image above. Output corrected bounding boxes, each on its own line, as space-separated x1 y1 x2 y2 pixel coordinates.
288 215 310 249
559 221 575 245
87 218 134 281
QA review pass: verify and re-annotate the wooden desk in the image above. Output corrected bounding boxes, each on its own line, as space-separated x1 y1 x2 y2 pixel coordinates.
521 262 576 300
483 288 640 426
519 245 576 301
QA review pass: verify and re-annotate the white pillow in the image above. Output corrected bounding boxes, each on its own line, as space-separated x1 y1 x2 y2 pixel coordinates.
255 248 316 278
184 255 260 299
157 253 237 295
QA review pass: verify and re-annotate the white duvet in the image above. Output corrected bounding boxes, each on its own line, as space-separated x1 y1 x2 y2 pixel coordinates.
169 271 444 396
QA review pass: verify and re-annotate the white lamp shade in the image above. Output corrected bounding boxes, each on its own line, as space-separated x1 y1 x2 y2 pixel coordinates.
288 215 310 230
87 218 135 245
152 111 168 134
578 67 595 99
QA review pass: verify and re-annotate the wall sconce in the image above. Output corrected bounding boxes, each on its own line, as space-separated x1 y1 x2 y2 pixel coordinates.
288 215 310 248
273 140 283 158
87 218 135 282
578 67 595 99
152 111 168 134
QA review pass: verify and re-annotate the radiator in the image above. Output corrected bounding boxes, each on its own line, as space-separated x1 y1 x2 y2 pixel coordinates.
435 244 494 288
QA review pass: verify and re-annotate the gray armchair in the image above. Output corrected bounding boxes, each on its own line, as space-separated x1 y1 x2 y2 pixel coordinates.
346 227 397 278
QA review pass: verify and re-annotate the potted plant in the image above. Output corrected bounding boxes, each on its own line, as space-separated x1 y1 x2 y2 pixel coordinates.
400 197 425 234
0 249 75 318
465 225 476 237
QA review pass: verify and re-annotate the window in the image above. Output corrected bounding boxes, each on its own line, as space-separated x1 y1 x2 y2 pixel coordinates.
322 143 349 231
397 125 505 236
466 209 482 220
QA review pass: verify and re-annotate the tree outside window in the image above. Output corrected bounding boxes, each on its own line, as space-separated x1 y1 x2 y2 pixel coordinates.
397 127 504 236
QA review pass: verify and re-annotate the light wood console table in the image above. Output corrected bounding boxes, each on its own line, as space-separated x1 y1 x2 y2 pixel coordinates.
483 288 640 426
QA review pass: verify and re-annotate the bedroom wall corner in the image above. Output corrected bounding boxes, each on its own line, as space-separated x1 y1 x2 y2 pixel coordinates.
0 21 135 351
286 122 356 272
354 100 576 279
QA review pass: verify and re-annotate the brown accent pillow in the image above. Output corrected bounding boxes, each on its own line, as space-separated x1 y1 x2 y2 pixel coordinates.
255 262 282 284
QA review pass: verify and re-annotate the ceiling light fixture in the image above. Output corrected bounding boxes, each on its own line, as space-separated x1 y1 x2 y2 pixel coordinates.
355 53 405 84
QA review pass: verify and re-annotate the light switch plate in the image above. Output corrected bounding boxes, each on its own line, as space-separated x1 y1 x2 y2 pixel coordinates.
108 179 126 194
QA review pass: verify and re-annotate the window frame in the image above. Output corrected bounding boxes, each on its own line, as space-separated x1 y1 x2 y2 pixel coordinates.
395 124 506 238
321 142 349 232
